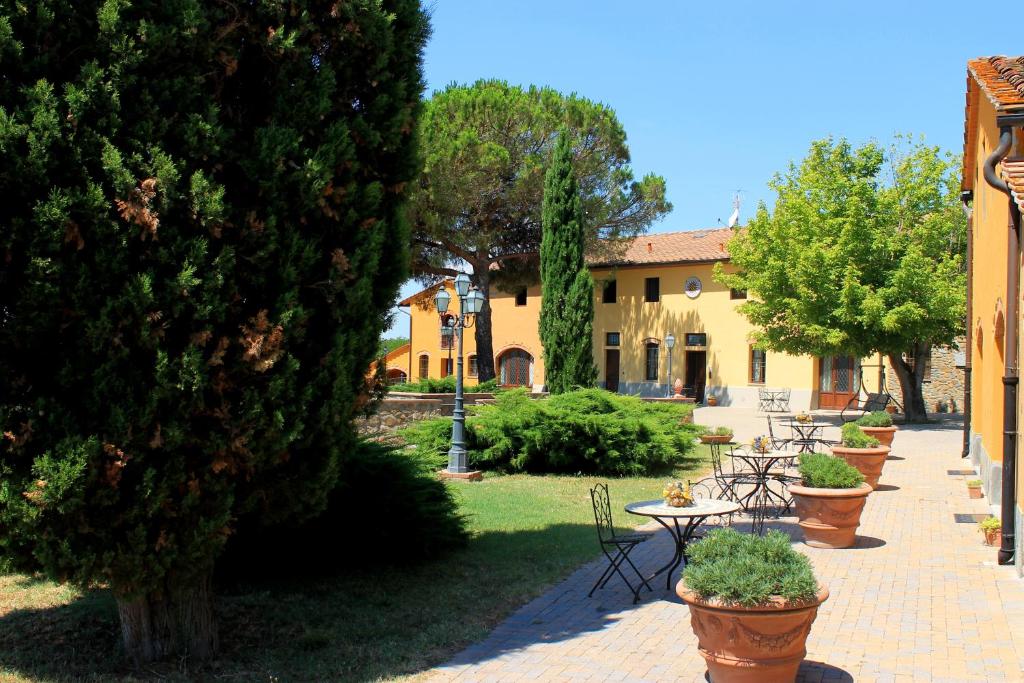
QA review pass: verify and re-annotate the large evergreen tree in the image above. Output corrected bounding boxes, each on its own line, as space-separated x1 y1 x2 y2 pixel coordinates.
0 0 427 662
539 133 597 393
412 80 670 381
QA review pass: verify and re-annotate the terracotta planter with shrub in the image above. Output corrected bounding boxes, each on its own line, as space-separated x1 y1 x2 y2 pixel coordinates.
789 482 873 549
700 434 732 444
858 425 896 448
967 480 983 499
678 529 828 683
831 444 890 489
677 586 830 683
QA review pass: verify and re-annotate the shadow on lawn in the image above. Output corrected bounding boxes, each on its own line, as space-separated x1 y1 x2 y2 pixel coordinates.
0 523 630 682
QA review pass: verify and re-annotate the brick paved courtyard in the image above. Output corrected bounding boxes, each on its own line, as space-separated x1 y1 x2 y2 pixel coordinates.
427 411 1024 682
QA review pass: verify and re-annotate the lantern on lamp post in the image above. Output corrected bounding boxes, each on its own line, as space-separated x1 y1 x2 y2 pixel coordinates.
434 273 485 475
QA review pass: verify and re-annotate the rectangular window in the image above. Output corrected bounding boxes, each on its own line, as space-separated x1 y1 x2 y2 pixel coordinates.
418 355 429 379
645 343 659 381
730 288 748 300
750 348 766 384
440 328 454 350
441 358 453 377
602 279 617 303
685 333 707 347
515 288 528 306
606 332 620 346
468 355 478 377
644 277 660 303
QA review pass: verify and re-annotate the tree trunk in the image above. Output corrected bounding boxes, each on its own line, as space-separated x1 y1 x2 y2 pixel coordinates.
115 572 217 665
472 265 496 382
888 348 928 423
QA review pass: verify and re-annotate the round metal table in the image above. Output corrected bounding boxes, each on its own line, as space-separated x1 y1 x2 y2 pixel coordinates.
624 498 741 590
782 420 830 452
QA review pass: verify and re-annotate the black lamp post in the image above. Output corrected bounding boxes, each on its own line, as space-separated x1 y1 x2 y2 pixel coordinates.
665 333 676 398
434 273 485 474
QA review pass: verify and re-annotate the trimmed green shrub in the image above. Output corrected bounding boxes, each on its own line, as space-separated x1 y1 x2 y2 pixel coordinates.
397 418 454 470
855 411 894 428
701 426 734 437
798 453 865 489
841 423 881 448
390 377 499 393
682 529 819 606
399 388 698 476
220 441 467 578
980 516 1002 532
967 479 983 487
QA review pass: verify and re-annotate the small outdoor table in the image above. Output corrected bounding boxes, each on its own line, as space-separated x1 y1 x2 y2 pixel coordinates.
728 449 796 512
624 498 741 590
783 420 830 452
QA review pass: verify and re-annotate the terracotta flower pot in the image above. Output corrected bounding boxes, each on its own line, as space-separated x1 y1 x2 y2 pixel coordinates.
788 482 873 549
707 395 718 406
983 528 1000 546
700 434 733 444
677 583 829 683
858 425 896 448
967 485 983 499
831 444 890 489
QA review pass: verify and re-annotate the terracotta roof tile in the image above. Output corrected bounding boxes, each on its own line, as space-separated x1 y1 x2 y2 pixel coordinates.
1002 158 1024 213
588 227 735 267
968 56 1024 112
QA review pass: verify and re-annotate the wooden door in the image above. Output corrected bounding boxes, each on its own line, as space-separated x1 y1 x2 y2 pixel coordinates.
605 349 620 393
685 351 706 402
818 356 859 409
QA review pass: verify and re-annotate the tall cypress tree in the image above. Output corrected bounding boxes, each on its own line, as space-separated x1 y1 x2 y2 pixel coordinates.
0 0 427 662
539 133 597 393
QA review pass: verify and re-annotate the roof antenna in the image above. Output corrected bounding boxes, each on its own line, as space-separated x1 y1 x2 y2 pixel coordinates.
726 191 742 228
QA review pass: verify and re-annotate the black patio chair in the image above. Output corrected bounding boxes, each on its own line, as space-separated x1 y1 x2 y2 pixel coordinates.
708 442 760 502
774 388 792 411
589 483 652 603
689 477 738 529
766 415 793 450
757 387 772 412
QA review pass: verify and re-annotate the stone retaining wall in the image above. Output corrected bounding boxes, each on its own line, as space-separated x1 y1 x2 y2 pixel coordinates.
357 397 443 435
885 340 965 413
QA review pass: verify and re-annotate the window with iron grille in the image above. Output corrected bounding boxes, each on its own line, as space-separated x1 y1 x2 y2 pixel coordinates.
644 277 660 303
602 279 617 303
468 355 478 377
606 332 620 346
418 354 429 379
645 342 659 381
750 347 766 384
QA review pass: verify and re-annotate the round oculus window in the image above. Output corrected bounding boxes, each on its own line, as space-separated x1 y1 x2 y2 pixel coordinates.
684 276 702 299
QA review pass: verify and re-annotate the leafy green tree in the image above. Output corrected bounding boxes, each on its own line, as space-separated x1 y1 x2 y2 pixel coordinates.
412 80 670 381
717 137 966 422
539 133 597 393
0 0 427 662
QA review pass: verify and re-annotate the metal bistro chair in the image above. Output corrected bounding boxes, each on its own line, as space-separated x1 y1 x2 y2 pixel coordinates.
766 415 793 451
589 483 653 603
689 477 738 530
774 388 792 412
708 441 760 503
757 387 773 412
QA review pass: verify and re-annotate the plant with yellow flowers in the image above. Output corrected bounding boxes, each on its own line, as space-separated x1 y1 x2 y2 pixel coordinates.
663 480 694 507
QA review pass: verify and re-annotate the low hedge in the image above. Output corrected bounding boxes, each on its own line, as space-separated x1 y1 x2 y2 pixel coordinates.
682 528 819 606
798 452 865 489
840 422 881 448
389 376 500 393
855 411 893 428
398 388 699 476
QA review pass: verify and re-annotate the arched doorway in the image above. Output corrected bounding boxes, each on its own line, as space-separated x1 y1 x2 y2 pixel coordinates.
386 368 408 385
497 348 533 387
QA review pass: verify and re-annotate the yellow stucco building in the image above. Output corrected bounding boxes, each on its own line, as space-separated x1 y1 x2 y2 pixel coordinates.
395 228 882 411
962 55 1024 571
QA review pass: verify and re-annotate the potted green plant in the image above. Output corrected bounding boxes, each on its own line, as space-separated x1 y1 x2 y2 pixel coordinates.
699 426 734 444
788 453 872 549
967 479 984 499
831 423 889 489
856 411 897 448
854 411 897 447
677 528 829 682
980 517 1001 546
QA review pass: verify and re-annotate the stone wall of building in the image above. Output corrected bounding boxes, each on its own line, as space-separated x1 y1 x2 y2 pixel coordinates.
885 339 966 413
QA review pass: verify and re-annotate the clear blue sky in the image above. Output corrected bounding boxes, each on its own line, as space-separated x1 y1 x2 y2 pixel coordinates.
388 0 1017 337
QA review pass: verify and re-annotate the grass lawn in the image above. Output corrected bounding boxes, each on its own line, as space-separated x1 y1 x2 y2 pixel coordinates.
0 446 710 682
